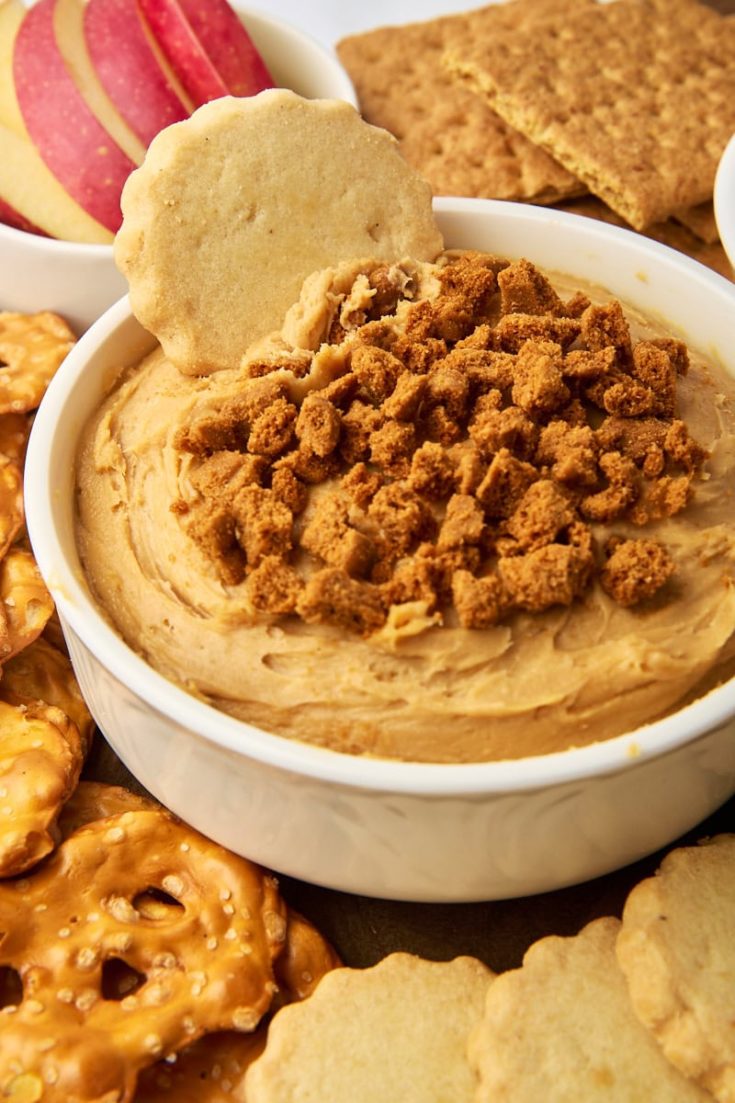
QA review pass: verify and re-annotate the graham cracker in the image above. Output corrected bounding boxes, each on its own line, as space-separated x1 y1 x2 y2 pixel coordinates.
445 0 735 230
337 1 588 205
673 201 720 245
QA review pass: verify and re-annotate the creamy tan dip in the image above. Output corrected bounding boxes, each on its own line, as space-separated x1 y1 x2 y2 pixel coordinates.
75 254 735 762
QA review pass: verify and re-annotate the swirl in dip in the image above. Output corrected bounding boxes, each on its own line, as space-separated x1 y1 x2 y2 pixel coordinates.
75 252 735 762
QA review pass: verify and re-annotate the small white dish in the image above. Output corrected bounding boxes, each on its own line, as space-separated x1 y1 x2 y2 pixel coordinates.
714 133 735 271
0 4 356 334
26 198 735 902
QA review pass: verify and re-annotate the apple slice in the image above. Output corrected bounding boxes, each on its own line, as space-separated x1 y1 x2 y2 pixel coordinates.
0 0 25 135
52 0 145 164
0 196 48 237
83 0 190 148
12 0 138 232
136 0 274 107
0 124 113 244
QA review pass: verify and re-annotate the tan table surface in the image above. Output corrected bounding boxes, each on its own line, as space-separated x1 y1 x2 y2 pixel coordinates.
84 735 735 973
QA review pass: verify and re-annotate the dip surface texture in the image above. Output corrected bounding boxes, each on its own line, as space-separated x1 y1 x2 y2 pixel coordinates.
75 254 735 762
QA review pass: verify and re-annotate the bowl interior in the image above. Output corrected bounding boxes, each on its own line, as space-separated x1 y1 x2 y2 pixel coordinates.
26 197 735 793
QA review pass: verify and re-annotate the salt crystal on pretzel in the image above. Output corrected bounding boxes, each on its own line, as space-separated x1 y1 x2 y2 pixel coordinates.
0 311 75 415
0 698 83 877
0 808 287 1102
0 546 54 662
0 638 95 756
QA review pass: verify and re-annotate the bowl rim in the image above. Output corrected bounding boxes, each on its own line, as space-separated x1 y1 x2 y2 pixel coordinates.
26 196 735 797
0 1 355 257
714 133 735 269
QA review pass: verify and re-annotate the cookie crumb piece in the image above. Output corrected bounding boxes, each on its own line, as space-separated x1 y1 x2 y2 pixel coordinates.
452 570 507 628
476 447 538 518
499 541 592 612
233 486 293 567
438 494 485 550
247 397 297 456
601 538 675 607
295 395 341 458
301 495 375 577
246 555 303 614
511 340 570 416
497 258 566 317
505 480 576 552
341 462 383 510
409 441 456 500
297 568 387 634
351 345 403 403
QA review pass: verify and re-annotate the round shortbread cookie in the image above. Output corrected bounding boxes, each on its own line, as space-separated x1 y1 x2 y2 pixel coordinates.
616 834 735 1103
469 917 711 1101
245 951 493 1102
115 90 443 375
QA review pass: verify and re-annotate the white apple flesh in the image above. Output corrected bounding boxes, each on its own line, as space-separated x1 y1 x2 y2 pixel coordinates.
0 123 113 243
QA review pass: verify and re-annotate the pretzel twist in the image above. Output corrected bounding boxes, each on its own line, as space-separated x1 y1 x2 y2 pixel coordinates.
0 809 287 1102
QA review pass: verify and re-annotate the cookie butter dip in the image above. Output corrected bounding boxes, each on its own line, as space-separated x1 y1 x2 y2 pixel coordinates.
75 251 735 763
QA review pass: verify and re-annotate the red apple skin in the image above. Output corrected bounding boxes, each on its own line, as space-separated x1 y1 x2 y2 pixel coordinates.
84 0 190 146
175 0 273 97
12 0 136 232
0 196 49 237
136 0 273 107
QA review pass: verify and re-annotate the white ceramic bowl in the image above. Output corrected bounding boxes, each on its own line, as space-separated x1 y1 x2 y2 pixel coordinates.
0 4 356 334
26 198 735 902
714 134 735 270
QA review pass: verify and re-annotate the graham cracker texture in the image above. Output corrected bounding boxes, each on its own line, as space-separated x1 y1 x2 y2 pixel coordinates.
337 1 589 205
673 201 720 245
445 0 735 230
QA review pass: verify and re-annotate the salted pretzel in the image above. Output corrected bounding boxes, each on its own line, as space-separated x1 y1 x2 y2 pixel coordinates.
0 546 54 662
135 1030 267 1103
0 699 83 877
0 455 24 560
0 809 288 1102
0 410 31 463
134 905 339 1101
274 909 342 1003
0 638 95 755
0 310 75 415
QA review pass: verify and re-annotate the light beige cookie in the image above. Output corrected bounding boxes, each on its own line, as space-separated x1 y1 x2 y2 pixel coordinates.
115 90 443 376
469 917 711 1101
245 951 493 1102
446 0 735 230
617 835 735 1102
337 0 588 205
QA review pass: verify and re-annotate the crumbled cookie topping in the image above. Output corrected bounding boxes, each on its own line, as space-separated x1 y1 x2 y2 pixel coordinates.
175 254 707 635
